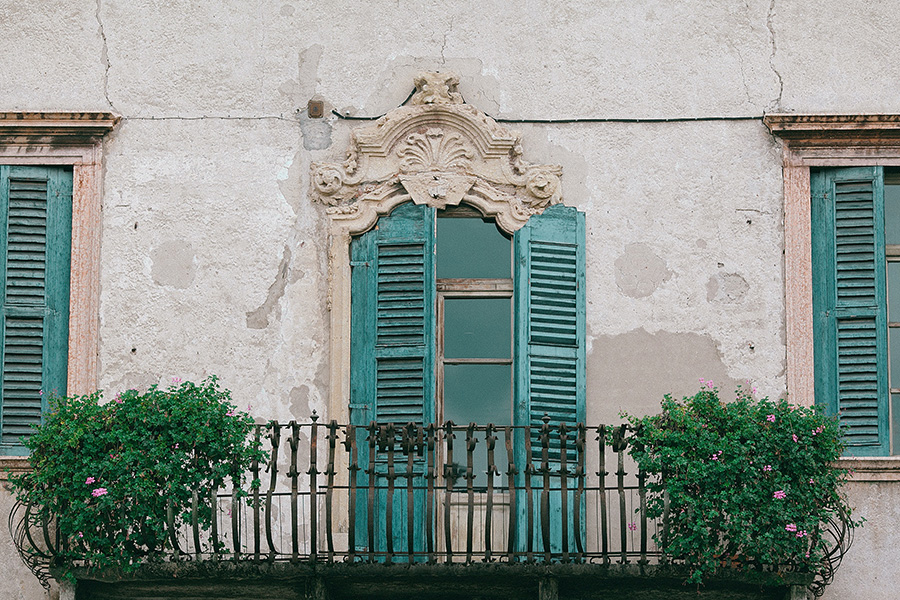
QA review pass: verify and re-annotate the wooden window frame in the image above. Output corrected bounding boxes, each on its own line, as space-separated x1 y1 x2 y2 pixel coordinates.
0 113 118 469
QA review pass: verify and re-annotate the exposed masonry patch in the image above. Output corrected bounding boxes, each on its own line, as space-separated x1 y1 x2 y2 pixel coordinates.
289 385 312 421
614 243 672 299
300 113 332 150
707 272 750 303
586 328 742 424
246 245 291 329
151 240 195 289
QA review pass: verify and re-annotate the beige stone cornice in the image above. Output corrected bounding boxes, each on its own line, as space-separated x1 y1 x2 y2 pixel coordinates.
310 71 563 235
0 112 120 144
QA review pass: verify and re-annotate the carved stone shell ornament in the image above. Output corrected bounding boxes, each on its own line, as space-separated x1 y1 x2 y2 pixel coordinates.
310 71 563 235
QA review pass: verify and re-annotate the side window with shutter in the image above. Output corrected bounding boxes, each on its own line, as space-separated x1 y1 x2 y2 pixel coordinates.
0 166 72 455
812 166 891 456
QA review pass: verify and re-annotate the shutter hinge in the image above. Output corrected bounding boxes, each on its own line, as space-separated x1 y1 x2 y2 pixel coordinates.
350 260 369 267
349 403 370 409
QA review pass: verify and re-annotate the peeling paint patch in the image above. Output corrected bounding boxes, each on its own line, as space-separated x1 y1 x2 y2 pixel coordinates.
289 384 312 420
300 112 332 150
246 246 291 329
151 240 195 289
706 272 750 303
586 328 742 424
614 243 671 298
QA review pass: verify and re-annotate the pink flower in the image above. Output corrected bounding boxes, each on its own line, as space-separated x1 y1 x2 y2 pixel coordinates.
773 490 786 499
809 478 814 484
706 380 714 389
91 488 108 497
796 530 808 538
85 477 96 484
76 532 83 539
225 410 236 417
792 433 799 442
766 414 775 423
785 523 797 532
174 443 179 449
38 389 43 396
171 377 183 384
762 465 772 472
710 450 723 461
115 392 123 404
627 522 637 531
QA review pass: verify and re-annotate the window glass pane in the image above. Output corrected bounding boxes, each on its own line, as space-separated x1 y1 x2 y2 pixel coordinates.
437 217 510 278
443 364 511 488
444 298 511 359
886 184 900 245
891 328 900 388
443 364 511 425
889 262 900 321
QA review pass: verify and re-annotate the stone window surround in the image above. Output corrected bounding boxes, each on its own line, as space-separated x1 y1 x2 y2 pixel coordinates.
0 112 119 474
766 114 900 479
310 72 567 427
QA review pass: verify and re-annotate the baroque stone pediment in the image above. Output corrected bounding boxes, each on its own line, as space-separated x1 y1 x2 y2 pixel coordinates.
310 71 562 234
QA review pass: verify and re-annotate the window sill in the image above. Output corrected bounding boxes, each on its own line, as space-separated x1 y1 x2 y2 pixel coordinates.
836 457 900 481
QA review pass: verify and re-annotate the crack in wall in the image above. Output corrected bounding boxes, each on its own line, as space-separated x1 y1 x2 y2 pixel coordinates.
96 0 117 112
765 0 784 111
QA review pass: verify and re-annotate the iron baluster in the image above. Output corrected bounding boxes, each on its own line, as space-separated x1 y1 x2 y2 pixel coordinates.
326 420 339 562
425 423 436 563
344 424 358 563
524 423 535 562
559 422 570 562
252 425 261 563
287 421 300 562
504 426 517 562
485 423 498 562
443 421 455 562
597 425 609 564
265 422 281 559
366 421 377 563
465 422 476 564
540 415 551 563
612 425 628 564
573 424 586 560
308 412 319 564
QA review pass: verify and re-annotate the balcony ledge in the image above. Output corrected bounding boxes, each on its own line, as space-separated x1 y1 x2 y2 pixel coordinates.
65 561 814 600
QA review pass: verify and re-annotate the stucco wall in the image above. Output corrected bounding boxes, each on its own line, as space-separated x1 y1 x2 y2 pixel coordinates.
2 0 899 598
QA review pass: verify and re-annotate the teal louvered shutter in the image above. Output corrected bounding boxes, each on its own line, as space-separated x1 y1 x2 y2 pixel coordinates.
0 166 72 454
513 204 585 555
349 202 435 558
514 203 586 437
812 167 889 456
350 202 436 426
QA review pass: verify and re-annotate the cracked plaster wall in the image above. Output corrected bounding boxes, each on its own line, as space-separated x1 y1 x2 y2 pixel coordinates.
3 1 900 598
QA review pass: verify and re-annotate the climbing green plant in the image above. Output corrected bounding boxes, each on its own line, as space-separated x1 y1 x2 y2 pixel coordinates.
10 376 265 576
625 382 861 584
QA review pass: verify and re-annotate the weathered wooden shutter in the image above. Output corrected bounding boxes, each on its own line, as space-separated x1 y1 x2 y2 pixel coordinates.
514 203 586 440
0 166 72 453
812 166 889 456
350 201 436 426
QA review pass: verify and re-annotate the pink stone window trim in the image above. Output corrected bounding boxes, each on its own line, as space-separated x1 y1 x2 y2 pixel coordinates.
766 114 900 410
0 112 119 396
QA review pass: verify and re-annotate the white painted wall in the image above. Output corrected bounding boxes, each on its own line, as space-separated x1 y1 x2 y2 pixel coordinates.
1 0 898 597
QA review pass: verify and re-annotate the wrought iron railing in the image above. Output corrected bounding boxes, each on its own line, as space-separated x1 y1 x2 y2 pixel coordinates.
11 417 852 596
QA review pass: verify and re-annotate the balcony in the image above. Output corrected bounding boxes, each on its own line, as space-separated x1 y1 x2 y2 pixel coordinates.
12 418 848 600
